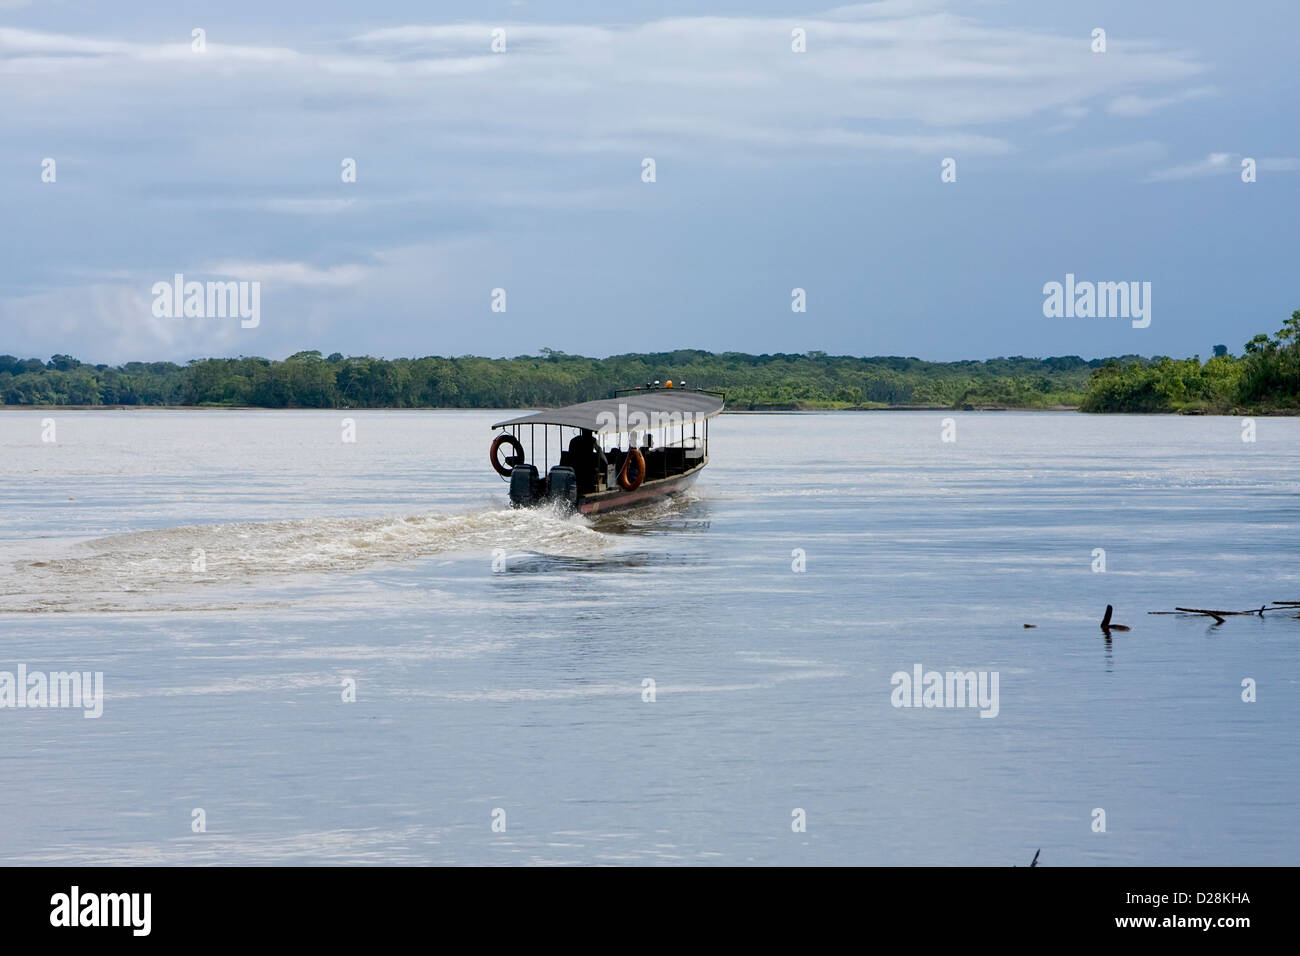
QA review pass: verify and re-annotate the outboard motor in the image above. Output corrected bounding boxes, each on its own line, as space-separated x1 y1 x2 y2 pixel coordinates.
509 464 541 507
546 465 578 511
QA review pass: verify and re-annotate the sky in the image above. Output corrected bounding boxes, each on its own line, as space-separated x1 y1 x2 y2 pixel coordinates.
1 0 1296 364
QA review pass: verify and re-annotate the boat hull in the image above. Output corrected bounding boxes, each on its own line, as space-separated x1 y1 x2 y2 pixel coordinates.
576 463 703 515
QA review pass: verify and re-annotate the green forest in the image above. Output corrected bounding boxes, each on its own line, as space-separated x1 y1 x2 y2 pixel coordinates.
1079 311 1300 414
2 312 1297 413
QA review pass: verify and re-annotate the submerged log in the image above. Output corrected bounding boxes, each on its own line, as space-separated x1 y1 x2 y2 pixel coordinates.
1101 605 1130 631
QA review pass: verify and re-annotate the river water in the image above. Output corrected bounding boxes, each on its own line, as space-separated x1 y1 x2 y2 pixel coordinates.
1 409 1296 865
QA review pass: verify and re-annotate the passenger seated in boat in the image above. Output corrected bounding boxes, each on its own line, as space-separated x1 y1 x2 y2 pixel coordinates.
567 428 607 494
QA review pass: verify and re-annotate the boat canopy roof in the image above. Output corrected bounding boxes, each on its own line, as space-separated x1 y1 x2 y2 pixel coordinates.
492 390 724 434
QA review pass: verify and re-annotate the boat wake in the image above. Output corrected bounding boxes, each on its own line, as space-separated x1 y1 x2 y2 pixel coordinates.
0 503 610 614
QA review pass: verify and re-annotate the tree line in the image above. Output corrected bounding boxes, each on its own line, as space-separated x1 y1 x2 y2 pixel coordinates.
1 316 1296 413
0 349 1106 409
1080 311 1300 413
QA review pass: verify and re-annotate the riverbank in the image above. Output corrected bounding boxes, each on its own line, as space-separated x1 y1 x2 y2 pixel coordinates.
7 402 1300 415
4 320 1297 413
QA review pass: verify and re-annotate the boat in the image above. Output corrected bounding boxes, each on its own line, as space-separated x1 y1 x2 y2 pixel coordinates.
489 383 724 514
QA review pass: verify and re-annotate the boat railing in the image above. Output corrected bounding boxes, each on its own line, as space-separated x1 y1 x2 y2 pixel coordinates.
613 385 725 401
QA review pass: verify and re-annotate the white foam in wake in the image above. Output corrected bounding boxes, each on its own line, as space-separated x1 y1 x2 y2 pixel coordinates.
0 503 608 613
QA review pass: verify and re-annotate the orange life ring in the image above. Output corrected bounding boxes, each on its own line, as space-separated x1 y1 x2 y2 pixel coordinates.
490 433 526 477
619 447 645 491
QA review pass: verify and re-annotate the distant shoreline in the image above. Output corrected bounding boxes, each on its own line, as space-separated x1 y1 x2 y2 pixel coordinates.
5 403 1297 415
3 403 1074 412
4 330 1296 414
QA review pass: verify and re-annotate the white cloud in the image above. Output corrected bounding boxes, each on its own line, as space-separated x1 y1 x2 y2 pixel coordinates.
0 6 1231 361
1047 141 1168 173
825 0 956 18
0 260 374 364
0 243 491 362
1145 152 1298 181
1145 151 1238 181
206 261 371 286
0 283 250 361
0 10 1207 165
1108 86 1215 117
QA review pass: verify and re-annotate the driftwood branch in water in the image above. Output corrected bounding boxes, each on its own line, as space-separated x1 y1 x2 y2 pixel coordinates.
1148 602 1300 624
1176 605 1279 617
1175 607 1227 625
